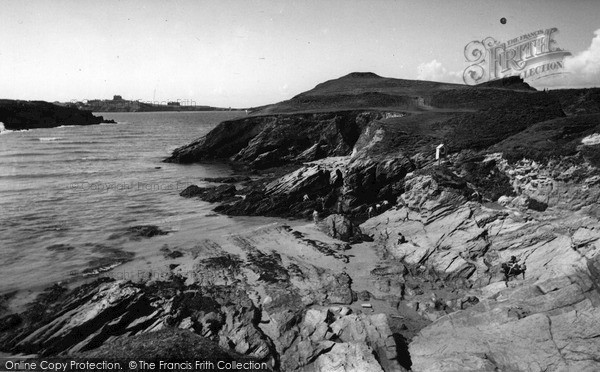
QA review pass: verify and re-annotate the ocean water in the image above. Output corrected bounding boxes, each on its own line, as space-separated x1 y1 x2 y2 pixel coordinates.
0 111 268 294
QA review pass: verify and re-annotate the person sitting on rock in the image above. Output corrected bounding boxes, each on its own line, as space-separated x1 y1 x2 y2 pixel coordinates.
397 232 407 244
502 256 526 284
303 194 310 202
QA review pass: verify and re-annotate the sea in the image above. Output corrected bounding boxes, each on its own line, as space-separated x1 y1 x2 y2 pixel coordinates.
0 112 276 296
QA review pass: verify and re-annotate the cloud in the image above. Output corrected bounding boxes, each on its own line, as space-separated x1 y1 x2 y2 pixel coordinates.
416 59 463 83
566 29 600 78
534 29 600 89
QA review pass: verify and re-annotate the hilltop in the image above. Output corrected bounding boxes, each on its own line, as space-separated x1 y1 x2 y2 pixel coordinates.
248 72 534 115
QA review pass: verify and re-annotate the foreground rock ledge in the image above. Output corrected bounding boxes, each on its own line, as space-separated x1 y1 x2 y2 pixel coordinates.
0 223 409 372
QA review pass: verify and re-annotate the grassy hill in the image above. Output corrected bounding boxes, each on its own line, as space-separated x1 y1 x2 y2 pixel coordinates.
168 72 600 168
249 72 535 115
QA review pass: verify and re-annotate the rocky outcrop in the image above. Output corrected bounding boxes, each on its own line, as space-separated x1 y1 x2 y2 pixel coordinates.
106 225 168 241
489 154 600 216
215 159 347 218
0 99 114 130
0 279 275 363
79 328 270 370
0 223 408 371
165 116 274 163
262 307 405 372
165 111 388 167
180 184 238 203
409 276 600 371
360 163 600 371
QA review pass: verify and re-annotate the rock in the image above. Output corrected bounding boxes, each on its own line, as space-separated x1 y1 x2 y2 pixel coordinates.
588 254 600 288
266 307 402 371
0 314 22 332
329 313 404 371
573 227 600 248
46 244 75 252
125 225 168 239
78 328 271 370
309 343 385 372
406 301 419 312
216 162 339 218
460 296 479 310
494 156 600 213
164 116 272 163
179 185 204 198
410 275 600 372
399 169 471 215
319 214 363 242
0 279 274 364
179 184 237 203
165 111 380 165
201 185 237 203
323 273 354 304
526 197 548 212
343 154 414 206
358 291 371 301
166 250 183 259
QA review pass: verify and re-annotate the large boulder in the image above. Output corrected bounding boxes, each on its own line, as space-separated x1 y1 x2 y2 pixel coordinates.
319 214 363 242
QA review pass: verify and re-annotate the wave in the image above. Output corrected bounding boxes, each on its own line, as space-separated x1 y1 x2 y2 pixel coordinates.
0 152 48 157
57 125 77 129
39 137 61 142
59 141 109 145
61 157 125 163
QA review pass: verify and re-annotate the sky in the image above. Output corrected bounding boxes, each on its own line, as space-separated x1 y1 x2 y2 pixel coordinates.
0 0 598 107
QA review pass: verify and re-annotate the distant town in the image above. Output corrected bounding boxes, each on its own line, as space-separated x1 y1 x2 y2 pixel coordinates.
57 95 242 112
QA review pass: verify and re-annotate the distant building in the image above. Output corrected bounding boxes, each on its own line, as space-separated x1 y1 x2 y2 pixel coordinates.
167 101 180 106
113 95 123 101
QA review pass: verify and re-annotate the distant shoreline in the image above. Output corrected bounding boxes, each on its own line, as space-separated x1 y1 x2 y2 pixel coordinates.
62 98 246 113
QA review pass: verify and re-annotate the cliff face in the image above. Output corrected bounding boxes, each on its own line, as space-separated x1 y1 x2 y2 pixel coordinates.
165 110 387 168
0 100 113 130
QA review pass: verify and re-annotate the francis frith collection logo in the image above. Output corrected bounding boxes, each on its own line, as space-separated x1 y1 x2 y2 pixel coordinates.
463 27 571 85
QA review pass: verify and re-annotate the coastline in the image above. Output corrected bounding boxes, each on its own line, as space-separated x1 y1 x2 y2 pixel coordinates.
2 76 600 371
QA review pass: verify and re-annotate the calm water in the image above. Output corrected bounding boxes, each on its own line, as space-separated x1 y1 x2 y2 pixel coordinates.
0 111 255 293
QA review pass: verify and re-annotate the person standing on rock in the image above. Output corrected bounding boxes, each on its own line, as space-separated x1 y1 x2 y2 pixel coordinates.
313 210 319 224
